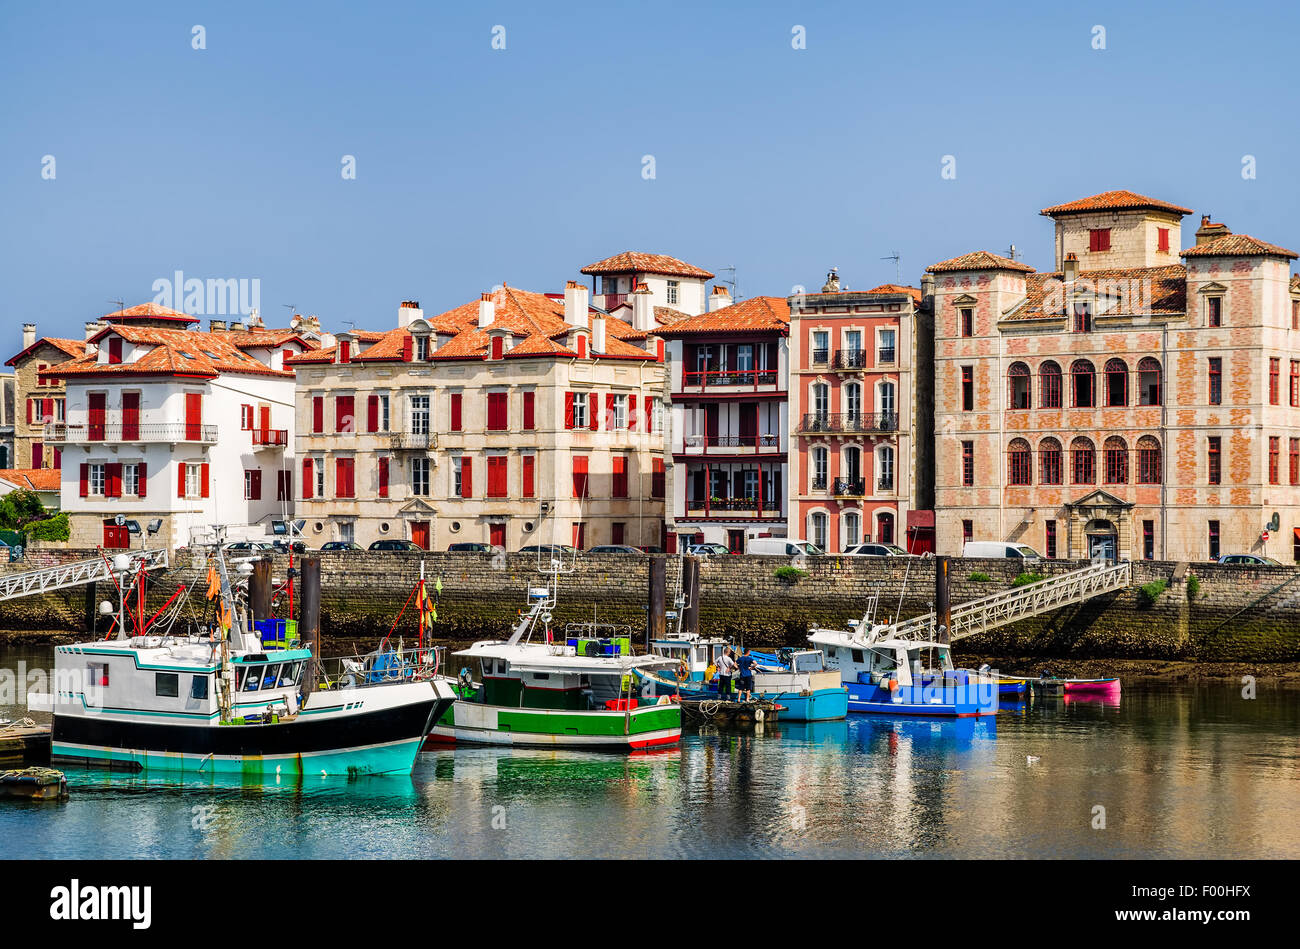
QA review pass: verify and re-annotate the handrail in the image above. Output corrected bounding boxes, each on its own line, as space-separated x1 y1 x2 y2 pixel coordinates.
0 548 169 603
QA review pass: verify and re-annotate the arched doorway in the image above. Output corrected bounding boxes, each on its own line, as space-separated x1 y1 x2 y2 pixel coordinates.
1085 518 1117 562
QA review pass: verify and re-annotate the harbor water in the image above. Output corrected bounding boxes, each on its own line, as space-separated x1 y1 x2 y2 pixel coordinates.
2 645 1297 859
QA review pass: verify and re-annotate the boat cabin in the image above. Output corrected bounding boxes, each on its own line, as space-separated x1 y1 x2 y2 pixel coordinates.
453 643 657 712
808 627 955 690
648 634 732 681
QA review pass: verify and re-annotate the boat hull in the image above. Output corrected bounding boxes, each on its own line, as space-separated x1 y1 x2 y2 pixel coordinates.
50 682 453 775
1062 678 1122 694
845 679 999 717
753 687 848 722
426 700 681 749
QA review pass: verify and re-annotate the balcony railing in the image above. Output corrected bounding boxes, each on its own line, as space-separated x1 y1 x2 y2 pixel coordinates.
252 428 288 446
877 347 896 364
878 476 894 493
390 431 437 450
798 412 898 434
682 368 779 389
834 478 866 497
811 477 827 491
811 348 829 364
45 422 218 444
682 433 780 452
685 497 784 518
832 349 867 370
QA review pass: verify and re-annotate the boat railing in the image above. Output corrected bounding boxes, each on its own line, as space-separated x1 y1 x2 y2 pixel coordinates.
315 646 446 690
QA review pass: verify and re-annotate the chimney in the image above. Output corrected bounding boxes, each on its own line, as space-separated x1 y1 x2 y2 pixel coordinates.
591 313 607 354
920 273 935 309
1063 252 1078 283
398 300 423 328
564 280 589 329
209 319 227 333
22 324 35 350
1196 215 1230 246
709 285 731 311
84 320 106 342
478 292 495 329
632 281 653 332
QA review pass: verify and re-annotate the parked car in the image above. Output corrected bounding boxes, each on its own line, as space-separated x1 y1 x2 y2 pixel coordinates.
746 538 824 557
320 541 363 552
962 541 1042 561
271 540 308 554
1216 554 1283 566
222 541 274 553
637 546 665 554
843 543 912 557
588 544 643 554
518 544 576 557
447 542 493 553
369 539 423 552
687 543 730 556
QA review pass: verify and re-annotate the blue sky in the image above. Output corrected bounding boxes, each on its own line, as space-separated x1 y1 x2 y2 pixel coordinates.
3 0 1298 341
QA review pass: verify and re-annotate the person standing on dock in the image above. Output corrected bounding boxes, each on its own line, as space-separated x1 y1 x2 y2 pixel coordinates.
716 647 737 699
735 648 756 702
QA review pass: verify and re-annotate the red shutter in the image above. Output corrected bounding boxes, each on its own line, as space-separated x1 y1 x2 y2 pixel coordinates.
339 341 351 363
572 455 588 498
461 457 472 497
335 395 353 433
138 463 147 498
79 463 88 498
106 462 122 498
523 455 535 498
487 456 506 497
177 464 186 498
401 336 413 362
302 459 313 499
612 455 626 497
41 398 53 421
200 463 210 498
451 393 462 431
251 469 262 500
491 335 503 360
605 393 615 429
589 393 598 431
645 397 653 432
523 391 535 430
312 397 323 433
336 458 354 498
367 395 379 433
564 392 574 429
577 335 587 359
26 399 33 424
628 394 637 431
378 457 389 498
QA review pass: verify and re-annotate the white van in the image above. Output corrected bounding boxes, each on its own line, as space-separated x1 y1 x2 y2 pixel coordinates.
962 541 1042 561
747 537 824 557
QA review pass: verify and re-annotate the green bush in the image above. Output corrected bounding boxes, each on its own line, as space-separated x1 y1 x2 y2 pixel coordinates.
1186 574 1200 599
1011 572 1045 587
26 512 69 542
1138 579 1168 607
968 572 992 582
774 565 807 583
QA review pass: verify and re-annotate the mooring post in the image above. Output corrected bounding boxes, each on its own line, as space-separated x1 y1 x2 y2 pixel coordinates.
83 580 98 635
299 556 321 693
648 556 666 651
250 558 272 624
936 555 952 644
683 556 701 639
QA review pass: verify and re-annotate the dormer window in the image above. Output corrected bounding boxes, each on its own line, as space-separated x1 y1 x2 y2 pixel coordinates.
1089 228 1111 252
415 336 430 360
107 338 123 364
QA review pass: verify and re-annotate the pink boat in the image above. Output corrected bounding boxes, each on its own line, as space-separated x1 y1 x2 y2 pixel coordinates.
1062 677 1121 694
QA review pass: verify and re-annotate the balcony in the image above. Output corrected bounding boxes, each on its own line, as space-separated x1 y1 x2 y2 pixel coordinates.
833 478 866 497
390 431 437 450
681 368 780 390
681 433 781 454
832 349 867 370
45 422 218 445
877 476 895 493
252 429 288 447
797 412 898 434
684 496 784 519
877 347 896 364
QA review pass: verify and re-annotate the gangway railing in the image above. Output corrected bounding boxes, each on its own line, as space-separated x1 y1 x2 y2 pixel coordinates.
883 561 1133 643
0 548 169 603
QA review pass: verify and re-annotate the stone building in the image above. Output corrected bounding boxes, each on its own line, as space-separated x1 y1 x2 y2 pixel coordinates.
786 274 934 553
288 281 669 551
930 189 1300 562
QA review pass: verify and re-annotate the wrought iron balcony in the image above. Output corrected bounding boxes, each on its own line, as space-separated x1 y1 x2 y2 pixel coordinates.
252 428 288 447
681 368 779 389
810 348 829 365
798 412 898 434
832 349 868 370
877 476 894 493
877 347 896 364
389 431 437 450
833 479 866 497
811 477 828 491
45 422 218 444
681 433 781 452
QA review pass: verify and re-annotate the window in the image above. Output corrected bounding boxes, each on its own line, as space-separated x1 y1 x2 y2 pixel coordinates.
1143 521 1155 560
1293 300 1300 331
1008 363 1030 410
1008 439 1031 485
1207 296 1222 327
651 458 665 499
487 391 507 431
487 456 507 497
962 520 974 544
240 404 254 430
1040 361 1062 408
843 512 861 549
1138 358 1162 406
88 463 106 496
155 673 178 698
961 366 974 412
572 455 589 498
523 391 535 430
845 382 862 420
335 395 354 433
1157 228 1169 253
277 469 293 502
449 393 463 432
408 395 430 435
878 329 896 364
961 441 974 486
1208 357 1222 405
1071 360 1095 407
1292 361 1299 408
612 454 628 498
1104 436 1128 484
1269 436 1280 484
1208 436 1221 485
1137 436 1162 484
411 458 430 496
1208 521 1220 560
610 394 628 430
522 454 536 498
453 456 472 498
1073 302 1092 334
314 461 325 499
1038 438 1062 485
810 512 828 550
123 463 141 497
1270 358 1281 405
811 331 829 364
244 469 263 500
378 457 389 498
311 396 324 434
666 280 679 305
415 336 430 360
1045 522 1057 559
566 392 588 429
1089 228 1111 252
1071 437 1095 484
959 307 973 338
191 675 209 700
1105 358 1128 407
812 447 828 489
1291 438 1299 485
367 394 390 433
877 445 895 491
335 458 354 498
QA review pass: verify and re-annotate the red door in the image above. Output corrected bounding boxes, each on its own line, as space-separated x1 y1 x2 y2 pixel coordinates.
489 523 506 549
739 403 758 448
103 522 129 549
122 392 140 441
572 521 586 550
704 404 719 447
411 521 430 550
259 405 271 441
89 393 106 441
185 393 203 441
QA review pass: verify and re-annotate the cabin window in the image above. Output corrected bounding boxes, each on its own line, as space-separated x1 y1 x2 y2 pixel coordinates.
155 672 179 698
239 665 260 692
825 647 836 658
87 663 109 688
532 673 550 681
277 663 301 687
191 675 209 699
261 664 282 690
852 649 864 663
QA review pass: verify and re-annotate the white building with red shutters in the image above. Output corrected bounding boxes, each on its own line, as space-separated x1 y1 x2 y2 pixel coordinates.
48 313 314 549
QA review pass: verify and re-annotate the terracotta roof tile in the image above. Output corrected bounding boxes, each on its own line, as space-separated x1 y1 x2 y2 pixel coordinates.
927 251 1036 274
1040 190 1193 217
651 296 790 338
5 337 86 366
101 302 200 323
56 326 292 379
0 468 60 491
866 284 924 303
580 252 714 279
1181 233 1298 260
1004 264 1186 322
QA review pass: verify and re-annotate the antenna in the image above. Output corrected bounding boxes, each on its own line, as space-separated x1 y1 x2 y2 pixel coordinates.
107 297 125 316
712 265 738 303
880 252 901 284
1007 243 1020 261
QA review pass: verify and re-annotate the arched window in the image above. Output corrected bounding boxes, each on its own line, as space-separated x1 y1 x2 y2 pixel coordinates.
1008 438 1032 485
878 381 896 426
1038 437 1063 484
1138 357 1162 406
843 511 861 549
1071 360 1095 408
1040 360 1062 408
1137 435 1162 484
1105 358 1128 407
810 383 829 428
809 512 828 550
1104 436 1128 484
1008 362 1031 410
1071 436 1095 484
876 511 895 545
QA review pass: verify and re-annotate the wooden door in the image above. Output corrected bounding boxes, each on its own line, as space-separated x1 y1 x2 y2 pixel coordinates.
411 521 430 550
489 523 506 549
89 393 106 441
184 393 203 441
738 403 758 447
121 392 140 441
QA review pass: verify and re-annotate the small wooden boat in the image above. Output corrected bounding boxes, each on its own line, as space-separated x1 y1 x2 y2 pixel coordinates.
1062 677 1121 694
1 767 68 800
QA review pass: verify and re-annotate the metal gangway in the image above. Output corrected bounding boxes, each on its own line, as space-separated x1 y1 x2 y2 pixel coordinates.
885 560 1133 643
0 548 169 603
